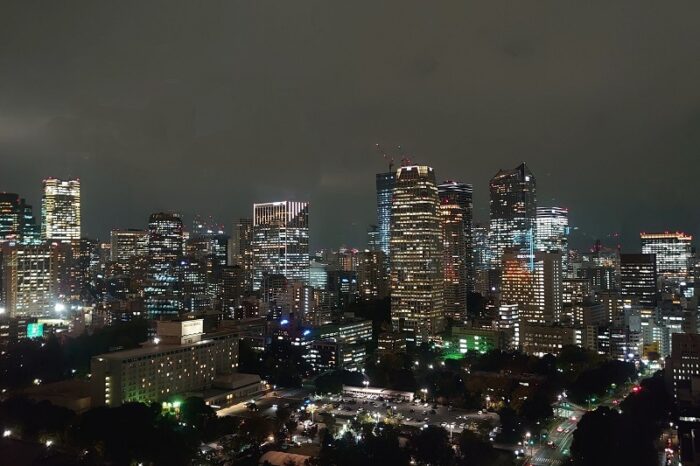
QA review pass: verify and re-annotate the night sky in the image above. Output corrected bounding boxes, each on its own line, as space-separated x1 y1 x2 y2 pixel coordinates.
1 1 699 251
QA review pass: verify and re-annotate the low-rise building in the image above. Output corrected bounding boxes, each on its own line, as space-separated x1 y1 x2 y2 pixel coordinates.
90 319 240 407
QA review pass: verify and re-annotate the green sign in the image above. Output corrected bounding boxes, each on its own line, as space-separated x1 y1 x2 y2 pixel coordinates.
27 323 44 339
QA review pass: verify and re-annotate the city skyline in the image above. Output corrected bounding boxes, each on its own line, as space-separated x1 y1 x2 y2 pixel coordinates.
2 2 700 251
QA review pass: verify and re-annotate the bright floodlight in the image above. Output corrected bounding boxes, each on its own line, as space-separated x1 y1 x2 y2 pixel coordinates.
0 307 5 315
54 303 66 313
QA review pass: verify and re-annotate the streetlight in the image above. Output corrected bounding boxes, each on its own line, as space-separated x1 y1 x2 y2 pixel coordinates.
420 388 428 402
2 430 11 438
363 380 369 389
525 432 532 456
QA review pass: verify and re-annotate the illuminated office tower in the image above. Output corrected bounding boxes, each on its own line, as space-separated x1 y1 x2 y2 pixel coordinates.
41 178 81 241
529 251 563 324
110 229 149 272
357 249 389 301
252 201 309 291
488 163 536 268
376 172 396 259
145 212 184 320
310 260 328 290
438 181 473 320
336 247 360 272
232 218 254 293
536 207 569 271
472 224 494 295
620 253 657 308
641 232 693 287
1 243 58 317
500 250 532 312
0 193 40 244
390 165 444 342
501 250 561 325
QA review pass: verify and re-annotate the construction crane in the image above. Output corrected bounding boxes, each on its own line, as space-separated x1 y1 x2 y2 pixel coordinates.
374 143 394 172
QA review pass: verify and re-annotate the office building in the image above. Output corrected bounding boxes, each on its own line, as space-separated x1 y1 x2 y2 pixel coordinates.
390 165 444 343
535 206 569 271
231 218 254 293
641 232 693 287
110 229 148 272
41 178 81 241
529 251 563 324
1 243 58 317
438 181 472 320
357 249 389 300
620 254 657 308
376 172 396 258
252 201 309 290
488 163 537 268
145 212 184 320
0 193 40 244
451 325 507 354
521 324 581 356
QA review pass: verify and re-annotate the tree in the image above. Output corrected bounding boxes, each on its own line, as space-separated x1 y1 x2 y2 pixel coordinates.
410 426 455 466
457 430 497 465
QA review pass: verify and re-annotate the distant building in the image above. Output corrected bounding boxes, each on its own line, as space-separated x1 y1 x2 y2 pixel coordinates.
451 325 507 354
521 324 581 356
620 253 657 308
110 229 148 273
252 202 309 290
0 193 40 244
641 232 692 287
488 163 536 269
231 218 254 293
377 332 406 355
438 181 473 320
375 172 396 259
390 165 444 343
535 206 569 271
357 249 389 300
1 243 58 317
145 212 184 321
41 178 81 241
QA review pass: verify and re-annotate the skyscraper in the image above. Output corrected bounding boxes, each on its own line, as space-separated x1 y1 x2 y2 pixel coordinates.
41 178 81 241
438 181 473 320
640 232 692 286
232 218 254 293
488 163 536 269
0 193 40 244
536 206 569 271
145 212 184 320
1 243 58 316
376 172 396 259
390 165 444 343
252 201 309 290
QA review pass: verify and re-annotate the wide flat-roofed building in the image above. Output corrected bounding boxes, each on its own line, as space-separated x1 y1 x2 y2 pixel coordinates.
90 319 239 407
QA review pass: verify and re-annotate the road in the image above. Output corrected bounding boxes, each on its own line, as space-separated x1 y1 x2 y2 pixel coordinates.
215 387 311 418
525 403 585 466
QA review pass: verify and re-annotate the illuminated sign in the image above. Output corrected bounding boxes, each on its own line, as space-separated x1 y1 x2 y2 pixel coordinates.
27 323 44 339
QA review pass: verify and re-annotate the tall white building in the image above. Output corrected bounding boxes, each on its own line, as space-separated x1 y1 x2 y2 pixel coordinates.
41 178 81 241
536 206 569 271
390 165 444 343
252 201 309 290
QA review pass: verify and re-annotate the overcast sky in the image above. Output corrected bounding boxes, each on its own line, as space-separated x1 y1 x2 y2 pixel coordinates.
1 1 699 251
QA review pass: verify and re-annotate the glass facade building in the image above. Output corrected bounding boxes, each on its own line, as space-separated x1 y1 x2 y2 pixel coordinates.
375 172 396 259
252 201 309 291
438 181 473 320
640 232 692 287
41 178 81 241
488 163 536 269
390 165 444 343
145 212 184 320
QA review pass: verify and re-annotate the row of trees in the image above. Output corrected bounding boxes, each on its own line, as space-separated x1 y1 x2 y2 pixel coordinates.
569 372 672 466
319 424 512 466
0 320 148 390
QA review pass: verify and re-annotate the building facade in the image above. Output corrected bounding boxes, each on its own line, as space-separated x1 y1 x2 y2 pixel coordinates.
390 165 444 343
252 202 309 290
41 178 81 241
